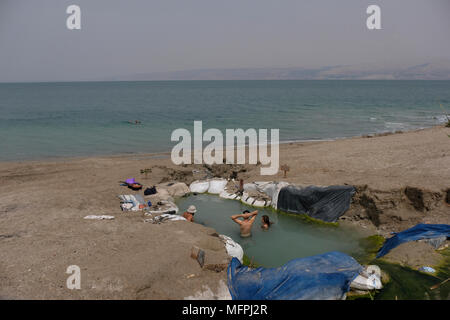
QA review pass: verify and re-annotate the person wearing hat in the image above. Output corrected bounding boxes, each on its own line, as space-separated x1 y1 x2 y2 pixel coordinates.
183 205 197 222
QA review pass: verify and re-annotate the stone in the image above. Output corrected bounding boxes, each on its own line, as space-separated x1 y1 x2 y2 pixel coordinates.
191 246 205 268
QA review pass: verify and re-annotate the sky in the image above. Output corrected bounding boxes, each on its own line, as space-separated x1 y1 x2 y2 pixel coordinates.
0 0 449 82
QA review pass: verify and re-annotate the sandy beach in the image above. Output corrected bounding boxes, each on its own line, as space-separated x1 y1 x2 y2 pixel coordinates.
0 125 449 299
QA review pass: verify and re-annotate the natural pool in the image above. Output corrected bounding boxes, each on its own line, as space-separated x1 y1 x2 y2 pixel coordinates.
177 194 450 299
177 194 370 268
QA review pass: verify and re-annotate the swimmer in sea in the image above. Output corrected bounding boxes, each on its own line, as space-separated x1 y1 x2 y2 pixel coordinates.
128 120 142 125
230 210 258 238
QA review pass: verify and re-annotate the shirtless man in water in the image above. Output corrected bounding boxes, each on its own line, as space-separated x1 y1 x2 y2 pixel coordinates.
182 205 196 222
231 210 258 237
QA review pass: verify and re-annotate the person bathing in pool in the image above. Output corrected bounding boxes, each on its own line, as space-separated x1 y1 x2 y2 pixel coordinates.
231 210 258 238
182 205 196 222
261 215 272 230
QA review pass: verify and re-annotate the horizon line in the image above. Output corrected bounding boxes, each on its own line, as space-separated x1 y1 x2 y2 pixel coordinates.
2 79 450 85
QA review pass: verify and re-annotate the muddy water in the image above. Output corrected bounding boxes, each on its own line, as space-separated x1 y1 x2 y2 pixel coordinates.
177 194 369 268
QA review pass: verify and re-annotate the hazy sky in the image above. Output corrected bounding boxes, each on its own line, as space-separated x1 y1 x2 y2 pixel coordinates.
1 0 449 82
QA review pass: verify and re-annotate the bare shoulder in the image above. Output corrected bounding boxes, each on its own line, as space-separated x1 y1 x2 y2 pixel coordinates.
231 216 243 225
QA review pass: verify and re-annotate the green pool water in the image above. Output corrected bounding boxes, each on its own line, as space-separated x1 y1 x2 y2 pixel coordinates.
176 194 369 268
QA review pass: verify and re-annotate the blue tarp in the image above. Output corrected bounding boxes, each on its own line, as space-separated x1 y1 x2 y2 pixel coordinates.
227 251 362 300
377 224 450 258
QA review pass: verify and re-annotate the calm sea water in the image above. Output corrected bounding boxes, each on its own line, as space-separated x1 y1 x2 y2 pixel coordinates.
1 80 449 161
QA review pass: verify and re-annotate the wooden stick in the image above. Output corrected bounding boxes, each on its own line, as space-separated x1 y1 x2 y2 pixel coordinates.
430 277 450 290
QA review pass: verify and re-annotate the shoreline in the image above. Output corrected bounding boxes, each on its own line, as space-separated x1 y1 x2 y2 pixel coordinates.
0 124 442 165
2 79 450 85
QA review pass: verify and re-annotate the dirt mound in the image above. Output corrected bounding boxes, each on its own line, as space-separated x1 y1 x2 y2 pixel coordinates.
152 163 256 186
382 241 445 269
343 185 448 232
156 166 195 185
202 163 253 180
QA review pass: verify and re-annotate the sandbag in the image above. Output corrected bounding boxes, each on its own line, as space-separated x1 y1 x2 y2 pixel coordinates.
243 181 289 209
219 191 241 200
189 180 210 193
243 183 258 192
276 185 355 222
208 179 228 194
349 265 382 291
244 181 276 193
220 235 244 263
425 236 448 249
164 182 190 197
261 182 290 209
240 192 271 208
227 251 362 300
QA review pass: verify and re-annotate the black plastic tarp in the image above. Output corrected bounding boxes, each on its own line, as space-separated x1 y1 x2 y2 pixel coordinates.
276 185 355 222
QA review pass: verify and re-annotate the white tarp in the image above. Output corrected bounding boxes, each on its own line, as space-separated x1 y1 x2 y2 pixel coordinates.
220 234 244 263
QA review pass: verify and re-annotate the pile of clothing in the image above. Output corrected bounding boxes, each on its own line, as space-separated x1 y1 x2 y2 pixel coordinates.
118 194 146 211
144 213 186 224
121 178 143 191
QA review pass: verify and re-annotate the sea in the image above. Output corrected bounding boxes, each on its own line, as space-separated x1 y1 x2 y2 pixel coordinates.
0 80 449 161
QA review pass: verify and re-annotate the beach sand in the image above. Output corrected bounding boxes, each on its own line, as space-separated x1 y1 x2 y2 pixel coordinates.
0 125 449 299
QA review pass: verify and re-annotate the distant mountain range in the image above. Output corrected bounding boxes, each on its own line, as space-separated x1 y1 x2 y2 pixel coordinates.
107 60 450 81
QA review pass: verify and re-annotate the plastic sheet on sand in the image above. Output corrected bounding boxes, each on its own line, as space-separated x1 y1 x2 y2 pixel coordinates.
276 185 355 222
227 251 362 300
376 223 450 258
